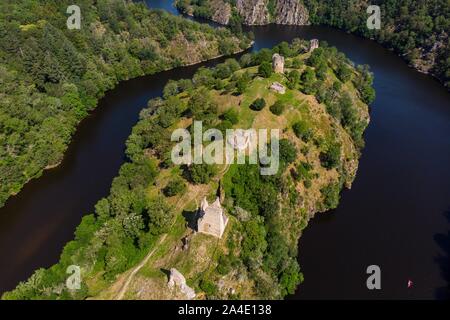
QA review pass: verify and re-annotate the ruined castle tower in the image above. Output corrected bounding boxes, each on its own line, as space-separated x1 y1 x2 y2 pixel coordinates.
309 39 319 52
197 197 228 238
272 53 285 73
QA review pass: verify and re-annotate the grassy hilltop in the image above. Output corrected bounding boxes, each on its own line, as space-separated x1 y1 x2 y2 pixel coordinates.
3 40 374 300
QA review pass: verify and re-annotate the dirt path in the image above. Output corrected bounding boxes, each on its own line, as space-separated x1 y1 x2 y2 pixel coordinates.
113 190 193 300
113 164 230 300
114 234 168 300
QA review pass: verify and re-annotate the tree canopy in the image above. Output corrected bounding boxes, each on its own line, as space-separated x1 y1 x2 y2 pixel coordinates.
0 0 249 208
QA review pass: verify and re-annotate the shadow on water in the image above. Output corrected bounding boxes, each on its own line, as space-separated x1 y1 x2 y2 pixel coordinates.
434 209 450 299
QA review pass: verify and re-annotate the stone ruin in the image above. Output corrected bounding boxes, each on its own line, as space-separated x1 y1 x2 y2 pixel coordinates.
197 197 228 238
270 81 286 94
309 39 319 52
168 268 196 299
272 53 285 73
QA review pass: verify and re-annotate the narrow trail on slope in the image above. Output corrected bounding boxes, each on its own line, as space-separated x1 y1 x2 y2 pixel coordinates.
114 163 230 300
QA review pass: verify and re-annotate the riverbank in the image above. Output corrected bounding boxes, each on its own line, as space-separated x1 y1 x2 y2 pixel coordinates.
1 8 449 297
173 0 449 90
2 40 373 299
9 43 252 197
0 0 252 209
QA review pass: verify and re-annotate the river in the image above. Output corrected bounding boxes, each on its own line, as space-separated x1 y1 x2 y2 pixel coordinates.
0 1 448 299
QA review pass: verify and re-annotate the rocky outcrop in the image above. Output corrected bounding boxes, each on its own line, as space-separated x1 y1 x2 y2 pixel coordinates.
235 0 309 25
211 1 232 25
270 82 286 94
236 0 270 25
180 0 310 26
168 268 196 299
412 31 448 75
274 0 309 25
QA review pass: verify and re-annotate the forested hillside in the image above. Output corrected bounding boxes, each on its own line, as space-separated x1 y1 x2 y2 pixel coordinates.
304 0 449 87
3 40 373 300
0 0 250 207
176 0 449 88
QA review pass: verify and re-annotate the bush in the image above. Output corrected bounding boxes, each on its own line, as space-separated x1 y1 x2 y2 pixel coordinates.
301 67 316 95
254 48 273 65
292 121 313 142
303 179 312 189
250 98 266 111
178 79 193 92
185 164 217 184
214 63 232 79
163 178 187 197
157 96 183 128
287 70 300 89
269 100 285 115
279 139 297 164
326 102 341 120
225 81 236 92
218 39 235 55
199 279 218 297
291 58 303 68
296 161 313 181
239 53 253 68
321 183 341 209
258 61 273 78
279 259 303 296
336 63 352 82
235 71 251 94
163 80 179 98
216 255 232 275
147 196 174 235
224 58 241 72
214 79 225 90
319 142 341 169
217 120 233 133
223 108 239 124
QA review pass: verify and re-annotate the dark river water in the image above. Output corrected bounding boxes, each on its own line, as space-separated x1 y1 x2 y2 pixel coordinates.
0 1 449 299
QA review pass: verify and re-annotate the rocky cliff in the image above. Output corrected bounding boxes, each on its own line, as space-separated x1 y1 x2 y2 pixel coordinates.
274 0 309 25
236 0 270 25
178 0 310 26
236 0 310 25
211 1 232 24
